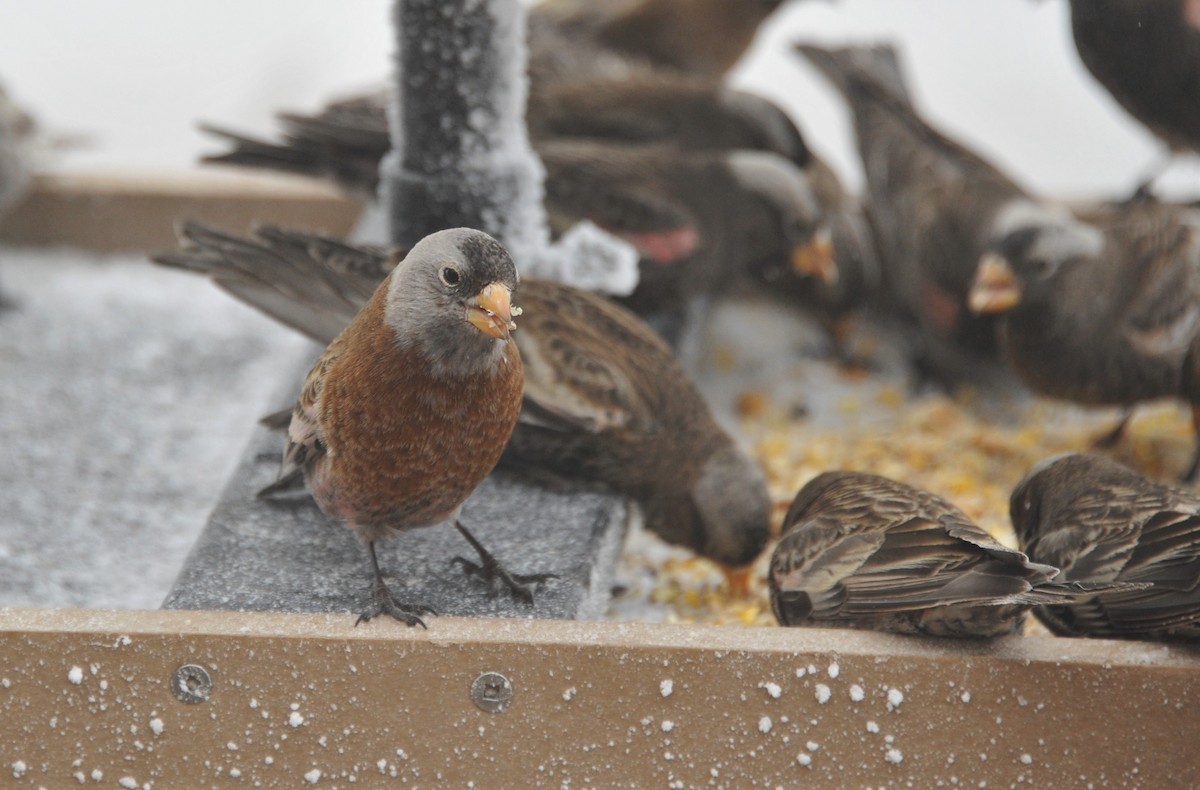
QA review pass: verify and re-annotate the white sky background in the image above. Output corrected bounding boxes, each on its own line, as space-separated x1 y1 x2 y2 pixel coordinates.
0 0 1191 201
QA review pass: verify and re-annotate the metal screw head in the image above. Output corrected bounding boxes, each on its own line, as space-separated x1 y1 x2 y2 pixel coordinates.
470 671 513 713
171 664 212 704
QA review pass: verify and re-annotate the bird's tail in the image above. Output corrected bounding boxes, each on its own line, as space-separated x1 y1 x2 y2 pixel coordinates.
1017 579 1153 606
151 220 396 345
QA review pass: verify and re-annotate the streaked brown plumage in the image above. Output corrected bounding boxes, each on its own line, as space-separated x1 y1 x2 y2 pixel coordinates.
1069 0 1200 173
795 43 1101 371
1011 452 1200 641
770 471 1100 638
154 221 772 572
264 227 539 626
968 191 1200 481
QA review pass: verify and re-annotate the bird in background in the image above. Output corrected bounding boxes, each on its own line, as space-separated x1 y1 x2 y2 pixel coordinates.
1067 0 1200 190
536 140 834 344
248 227 550 626
531 0 789 82
769 470 1119 638
153 221 774 582
1011 452 1200 641
795 42 1103 383
968 190 1200 481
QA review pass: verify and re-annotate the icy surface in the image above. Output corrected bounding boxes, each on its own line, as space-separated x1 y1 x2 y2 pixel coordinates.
0 249 309 608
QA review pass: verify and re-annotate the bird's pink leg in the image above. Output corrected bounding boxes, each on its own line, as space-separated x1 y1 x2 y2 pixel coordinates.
451 521 559 603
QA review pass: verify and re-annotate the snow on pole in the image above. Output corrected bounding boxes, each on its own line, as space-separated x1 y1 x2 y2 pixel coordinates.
382 0 639 295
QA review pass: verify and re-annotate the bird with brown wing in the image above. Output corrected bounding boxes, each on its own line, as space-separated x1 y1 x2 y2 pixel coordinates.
153 221 773 580
795 43 1101 380
769 471 1110 638
1011 452 1200 641
253 227 551 626
968 191 1200 481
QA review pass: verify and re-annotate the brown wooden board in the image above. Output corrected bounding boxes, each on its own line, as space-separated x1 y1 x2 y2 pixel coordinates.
1 608 1197 787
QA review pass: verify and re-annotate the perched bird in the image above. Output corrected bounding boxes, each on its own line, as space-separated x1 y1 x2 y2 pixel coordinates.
532 0 786 81
741 153 883 367
259 227 546 627
795 43 1101 374
536 140 833 335
1068 0 1200 185
201 77 820 199
153 222 773 575
1011 452 1200 641
770 471 1098 638
968 191 1200 481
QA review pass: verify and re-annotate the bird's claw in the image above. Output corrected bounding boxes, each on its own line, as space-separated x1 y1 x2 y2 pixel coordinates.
450 555 558 603
355 580 436 628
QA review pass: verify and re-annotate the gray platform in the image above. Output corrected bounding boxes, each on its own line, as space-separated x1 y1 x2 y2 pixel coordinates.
162 414 632 620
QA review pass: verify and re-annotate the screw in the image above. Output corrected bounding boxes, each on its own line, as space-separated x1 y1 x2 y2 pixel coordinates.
470 671 513 713
171 664 212 704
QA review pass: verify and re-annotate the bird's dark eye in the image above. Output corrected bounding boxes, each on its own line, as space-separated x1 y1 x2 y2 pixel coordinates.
439 266 461 287
1033 259 1054 278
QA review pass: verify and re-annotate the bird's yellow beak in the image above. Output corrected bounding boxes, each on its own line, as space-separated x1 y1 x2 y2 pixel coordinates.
467 282 518 339
791 226 838 286
968 254 1022 314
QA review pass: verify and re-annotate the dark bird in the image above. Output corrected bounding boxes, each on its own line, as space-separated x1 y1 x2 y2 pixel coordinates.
795 43 1102 376
257 227 546 627
769 470 1100 638
968 191 1200 481
200 76 820 200
153 221 772 576
536 140 833 338
1011 452 1200 641
1068 0 1200 186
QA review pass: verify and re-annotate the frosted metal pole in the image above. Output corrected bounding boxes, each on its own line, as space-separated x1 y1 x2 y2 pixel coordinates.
382 0 546 262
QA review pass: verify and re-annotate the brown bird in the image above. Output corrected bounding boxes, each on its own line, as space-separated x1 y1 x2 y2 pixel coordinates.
154 221 773 575
533 0 786 81
261 227 547 627
537 140 833 332
769 471 1097 638
1068 0 1200 186
1011 452 1200 641
201 76 820 200
795 43 1102 374
742 153 884 367
968 191 1200 481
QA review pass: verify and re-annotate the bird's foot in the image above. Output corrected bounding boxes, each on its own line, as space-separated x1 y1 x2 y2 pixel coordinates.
452 521 558 603
354 579 436 628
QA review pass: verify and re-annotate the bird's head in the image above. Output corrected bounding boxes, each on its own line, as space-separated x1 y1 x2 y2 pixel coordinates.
385 228 521 376
729 150 840 287
969 210 1104 316
688 443 773 572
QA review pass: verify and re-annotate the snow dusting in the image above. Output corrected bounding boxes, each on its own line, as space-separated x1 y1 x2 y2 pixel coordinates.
758 716 773 734
289 711 305 728
762 682 782 699
304 768 322 783
887 687 905 709
885 748 904 764
867 721 880 734
661 720 674 733
797 752 812 766
814 684 832 704
827 662 840 678
660 679 674 698
149 717 164 736
562 686 576 702
961 691 971 703
67 665 83 684
11 760 26 779
849 684 865 702
118 777 138 789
